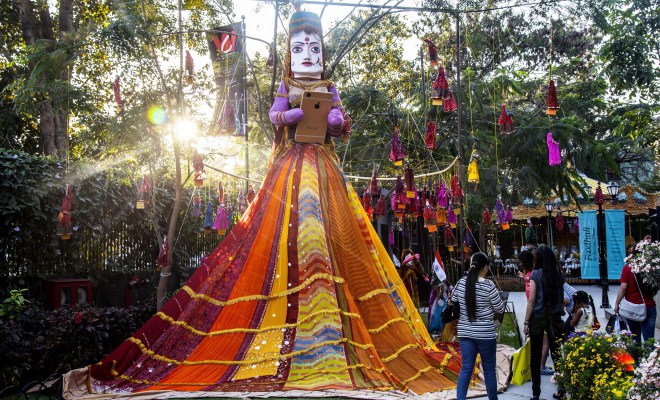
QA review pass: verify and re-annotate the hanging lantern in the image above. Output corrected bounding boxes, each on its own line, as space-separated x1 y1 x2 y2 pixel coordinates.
113 76 123 112
444 224 456 252
391 176 407 220
389 125 406 166
370 165 379 195
193 150 206 186
431 67 450 105
556 206 564 231
483 208 491 225
213 202 228 236
192 188 201 217
218 181 225 203
362 189 373 220
546 79 559 115
56 184 73 240
447 203 457 228
136 175 150 210
374 195 386 217
423 201 438 232
185 50 194 84
425 120 437 150
498 103 515 134
594 182 605 206
203 202 215 233
157 236 169 271
423 38 439 67
444 91 457 112
467 149 479 187
547 132 561 166
450 175 463 206
247 185 256 205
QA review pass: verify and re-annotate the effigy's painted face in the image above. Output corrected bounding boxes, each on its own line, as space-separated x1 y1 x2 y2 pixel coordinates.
290 31 323 79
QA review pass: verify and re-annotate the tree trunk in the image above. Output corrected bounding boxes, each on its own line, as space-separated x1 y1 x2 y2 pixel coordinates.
39 100 57 156
17 0 37 46
54 110 68 159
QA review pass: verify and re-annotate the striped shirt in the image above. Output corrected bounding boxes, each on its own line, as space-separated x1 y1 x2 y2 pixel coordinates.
451 277 506 340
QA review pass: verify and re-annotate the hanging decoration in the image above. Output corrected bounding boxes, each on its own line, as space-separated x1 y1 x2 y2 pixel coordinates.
525 218 538 244
436 181 448 209
404 164 416 195
157 236 168 271
444 223 456 252
266 45 275 68
423 38 439 67
246 185 256 205
467 149 479 188
136 175 150 210
594 182 604 206
450 175 463 206
495 198 507 230
423 200 438 232
370 165 379 195
425 120 437 150
362 189 373 220
185 50 194 84
443 92 457 112
555 206 564 231
408 193 420 218
213 201 228 236
389 125 405 166
56 184 73 240
447 203 457 228
391 176 407 220
374 194 386 217
573 215 579 236
431 67 449 105
546 132 561 166
238 190 247 213
498 104 515 134
546 79 559 115
340 107 352 143
483 207 491 225
389 226 395 248
192 150 206 186
113 76 123 112
218 181 225 203
504 205 513 230
192 188 202 217
463 226 476 255
203 202 215 233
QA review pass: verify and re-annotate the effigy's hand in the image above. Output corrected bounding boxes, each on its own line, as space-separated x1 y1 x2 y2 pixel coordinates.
327 108 344 137
270 108 304 127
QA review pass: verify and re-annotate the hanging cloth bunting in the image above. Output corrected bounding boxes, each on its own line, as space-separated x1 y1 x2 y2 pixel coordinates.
450 175 463 205
431 67 449 105
483 207 491 225
423 38 439 67
498 103 515 134
213 202 228 236
556 207 564 231
423 200 438 232
370 165 379 195
56 184 73 240
113 76 123 112
546 79 559 115
192 188 201 217
425 120 437 150
362 189 373 220
389 125 405 166
185 50 194 84
246 185 256 204
156 235 169 271
546 132 561 166
467 149 479 187
192 150 206 186
136 175 150 210
374 194 386 217
203 202 215 233
444 92 457 112
447 203 457 228
444 223 456 252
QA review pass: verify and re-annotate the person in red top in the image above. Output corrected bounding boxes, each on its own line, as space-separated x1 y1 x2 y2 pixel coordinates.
614 256 658 344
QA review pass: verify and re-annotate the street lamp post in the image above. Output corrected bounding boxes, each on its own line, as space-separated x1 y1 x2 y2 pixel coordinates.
594 180 621 309
545 201 554 250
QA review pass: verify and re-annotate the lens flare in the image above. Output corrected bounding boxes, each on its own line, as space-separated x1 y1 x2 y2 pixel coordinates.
148 106 168 125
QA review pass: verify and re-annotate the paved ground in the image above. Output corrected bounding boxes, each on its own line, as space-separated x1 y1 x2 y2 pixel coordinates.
470 283 660 400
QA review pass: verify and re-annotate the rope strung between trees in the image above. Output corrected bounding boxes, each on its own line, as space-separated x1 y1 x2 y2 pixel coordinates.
346 156 459 181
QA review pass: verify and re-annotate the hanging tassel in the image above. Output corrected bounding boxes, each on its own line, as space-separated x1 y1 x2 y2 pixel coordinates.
113 76 123 112
185 50 194 84
546 132 561 166
498 103 515 134
374 195 386 217
203 202 215 233
157 236 169 271
444 91 457 112
370 165 379 195
444 223 456 252
389 125 405 166
450 175 463 205
423 200 438 231
546 79 559 115
56 184 73 240
431 67 449 105
136 175 150 210
362 189 373 220
213 202 228 236
246 185 256 205
425 120 437 150
556 206 564 231
192 188 201 217
483 208 491 225
423 38 439 67
193 150 206 186
467 149 479 187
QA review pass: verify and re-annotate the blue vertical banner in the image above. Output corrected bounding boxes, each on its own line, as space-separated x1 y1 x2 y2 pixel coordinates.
605 209 626 280
578 211 599 279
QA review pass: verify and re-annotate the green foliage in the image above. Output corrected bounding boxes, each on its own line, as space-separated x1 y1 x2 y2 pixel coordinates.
0 288 30 320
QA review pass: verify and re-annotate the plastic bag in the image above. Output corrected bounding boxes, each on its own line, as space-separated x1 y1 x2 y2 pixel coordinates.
510 339 531 385
605 314 629 334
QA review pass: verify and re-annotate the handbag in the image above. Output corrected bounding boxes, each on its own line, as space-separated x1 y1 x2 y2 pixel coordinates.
619 273 647 322
441 301 460 324
510 339 532 385
606 313 629 334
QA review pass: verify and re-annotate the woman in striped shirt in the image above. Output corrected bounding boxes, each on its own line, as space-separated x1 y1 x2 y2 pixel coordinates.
452 252 506 400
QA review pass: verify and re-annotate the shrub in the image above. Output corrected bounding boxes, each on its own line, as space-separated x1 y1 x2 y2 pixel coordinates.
628 340 660 400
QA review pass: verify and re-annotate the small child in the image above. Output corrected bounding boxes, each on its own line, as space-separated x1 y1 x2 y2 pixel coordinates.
570 291 595 333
